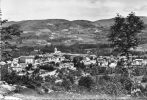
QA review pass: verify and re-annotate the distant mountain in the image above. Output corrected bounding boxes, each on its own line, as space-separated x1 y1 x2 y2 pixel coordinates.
4 16 147 47
95 16 147 28
94 18 115 28
140 16 147 24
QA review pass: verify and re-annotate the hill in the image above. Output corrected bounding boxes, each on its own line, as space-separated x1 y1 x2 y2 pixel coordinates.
4 16 147 47
5 19 108 47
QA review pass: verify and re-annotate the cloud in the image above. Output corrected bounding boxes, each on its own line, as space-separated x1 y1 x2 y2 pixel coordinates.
1 0 147 21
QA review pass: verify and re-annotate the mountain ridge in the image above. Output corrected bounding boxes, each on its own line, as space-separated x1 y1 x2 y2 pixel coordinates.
4 16 147 47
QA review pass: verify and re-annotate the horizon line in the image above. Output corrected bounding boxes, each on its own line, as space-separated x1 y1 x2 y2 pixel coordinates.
4 15 146 22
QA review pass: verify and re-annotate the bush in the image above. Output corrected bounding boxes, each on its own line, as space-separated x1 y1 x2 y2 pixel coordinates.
99 81 127 96
98 67 106 74
142 75 147 83
132 67 146 76
39 64 55 71
102 74 111 81
94 75 127 96
45 76 56 84
78 76 94 90
3 71 21 84
34 55 40 60
26 63 33 71
119 77 132 94
61 78 72 91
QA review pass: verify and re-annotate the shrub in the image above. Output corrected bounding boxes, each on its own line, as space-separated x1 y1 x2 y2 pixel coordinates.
106 67 115 74
61 78 72 91
45 76 56 84
39 64 55 71
3 71 21 84
102 74 111 81
119 77 132 94
142 75 147 83
94 75 128 96
14 85 23 93
98 67 106 74
78 76 94 90
132 67 146 76
99 81 127 96
25 63 33 71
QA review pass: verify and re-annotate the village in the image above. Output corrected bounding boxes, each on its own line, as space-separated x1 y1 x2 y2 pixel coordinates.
0 47 147 99
4 47 147 70
8 48 147 73
1 1 147 98
1 48 147 74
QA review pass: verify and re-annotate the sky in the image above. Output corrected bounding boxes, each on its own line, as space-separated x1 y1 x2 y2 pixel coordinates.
1 0 147 21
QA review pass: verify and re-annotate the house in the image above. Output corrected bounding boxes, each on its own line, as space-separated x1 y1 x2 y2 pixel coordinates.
132 59 143 66
18 56 35 64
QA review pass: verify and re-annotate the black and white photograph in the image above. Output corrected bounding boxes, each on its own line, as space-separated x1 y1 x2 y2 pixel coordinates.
0 0 147 99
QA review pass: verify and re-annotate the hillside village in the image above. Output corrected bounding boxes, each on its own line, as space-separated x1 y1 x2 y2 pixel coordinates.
1 6 147 100
3 47 147 74
0 47 147 99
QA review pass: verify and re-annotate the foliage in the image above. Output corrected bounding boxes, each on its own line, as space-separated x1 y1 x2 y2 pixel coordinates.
61 78 72 91
43 67 80 91
72 56 86 70
141 71 147 82
18 46 35 56
14 43 113 58
78 76 94 90
141 75 147 83
85 65 99 76
98 67 107 74
94 75 127 96
40 43 112 55
132 67 147 76
108 12 144 57
39 64 55 71
25 63 33 71
1 22 22 61
99 81 127 96
119 76 132 94
1 24 21 40
115 59 129 76
34 55 40 60
45 76 56 84
3 71 21 84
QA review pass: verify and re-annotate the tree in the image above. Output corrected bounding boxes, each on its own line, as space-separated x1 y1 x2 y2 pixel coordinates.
108 12 144 58
78 76 94 91
1 22 22 61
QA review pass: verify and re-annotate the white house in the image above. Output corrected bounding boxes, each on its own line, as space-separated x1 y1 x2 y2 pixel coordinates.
19 56 35 64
